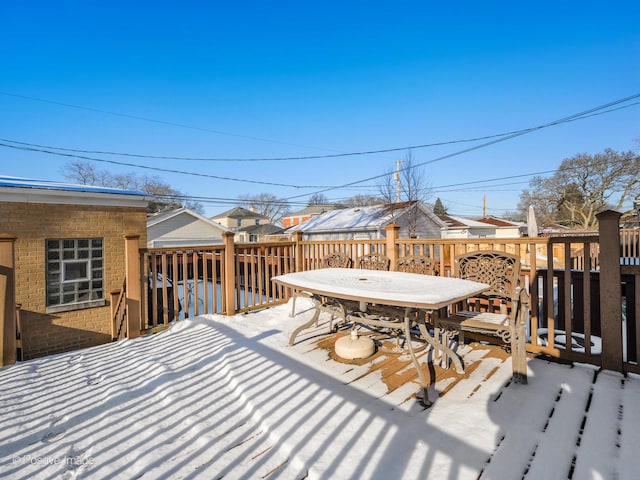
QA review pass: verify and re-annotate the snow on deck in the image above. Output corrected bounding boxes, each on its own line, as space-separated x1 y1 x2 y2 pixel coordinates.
0 299 638 479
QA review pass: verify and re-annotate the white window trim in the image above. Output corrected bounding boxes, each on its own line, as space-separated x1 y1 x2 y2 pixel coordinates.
62 259 90 283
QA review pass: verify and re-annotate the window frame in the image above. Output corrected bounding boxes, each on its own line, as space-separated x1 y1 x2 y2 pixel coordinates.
45 237 106 313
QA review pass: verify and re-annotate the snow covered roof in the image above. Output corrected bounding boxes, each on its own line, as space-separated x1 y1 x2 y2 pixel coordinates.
289 202 434 233
147 207 229 231
0 175 145 196
437 214 494 229
0 175 149 207
474 216 521 227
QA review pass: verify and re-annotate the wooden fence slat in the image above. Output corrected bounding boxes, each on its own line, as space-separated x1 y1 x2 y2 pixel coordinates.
583 242 592 356
564 243 572 352
202 251 209 315
182 252 189 319
150 254 158 328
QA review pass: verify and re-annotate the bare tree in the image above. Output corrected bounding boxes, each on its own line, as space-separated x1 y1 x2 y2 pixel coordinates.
344 194 384 207
519 148 640 229
378 151 431 237
62 161 203 214
238 193 290 224
63 161 111 186
308 193 329 205
378 151 430 204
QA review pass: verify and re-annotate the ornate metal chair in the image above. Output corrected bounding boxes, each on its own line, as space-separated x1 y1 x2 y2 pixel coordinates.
395 256 437 275
289 252 352 317
322 252 353 269
435 250 529 384
356 253 390 271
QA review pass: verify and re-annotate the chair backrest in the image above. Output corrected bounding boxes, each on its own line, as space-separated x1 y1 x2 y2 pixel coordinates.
454 250 521 300
322 252 352 268
356 254 390 271
395 256 437 275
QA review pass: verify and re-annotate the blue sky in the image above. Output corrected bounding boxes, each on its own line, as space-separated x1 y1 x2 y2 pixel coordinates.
1 1 639 218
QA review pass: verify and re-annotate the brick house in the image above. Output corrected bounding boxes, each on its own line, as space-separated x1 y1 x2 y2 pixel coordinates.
0 176 148 360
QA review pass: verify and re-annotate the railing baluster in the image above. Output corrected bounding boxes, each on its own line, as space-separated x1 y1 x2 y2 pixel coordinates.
182 252 189 318
202 251 209 315
193 251 200 317
172 252 179 322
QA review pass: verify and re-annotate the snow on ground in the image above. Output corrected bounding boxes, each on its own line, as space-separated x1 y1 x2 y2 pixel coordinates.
0 299 639 479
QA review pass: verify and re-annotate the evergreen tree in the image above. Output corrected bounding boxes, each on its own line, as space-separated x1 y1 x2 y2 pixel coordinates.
433 197 447 215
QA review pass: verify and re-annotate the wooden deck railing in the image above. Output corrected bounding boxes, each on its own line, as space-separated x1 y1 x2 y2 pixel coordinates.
1 216 638 369
132 218 639 374
141 245 226 330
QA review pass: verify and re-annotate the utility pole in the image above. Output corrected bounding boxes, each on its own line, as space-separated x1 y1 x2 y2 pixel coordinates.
394 160 402 203
483 195 487 217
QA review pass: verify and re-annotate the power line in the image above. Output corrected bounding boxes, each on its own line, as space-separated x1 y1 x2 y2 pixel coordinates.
0 91 338 153
89 147 638 210
283 93 640 200
155 192 312 208
1 92 637 196
46 147 635 211
0 142 336 189
1 98 638 162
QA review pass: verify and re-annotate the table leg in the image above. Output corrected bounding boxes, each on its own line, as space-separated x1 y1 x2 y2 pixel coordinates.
289 302 321 346
417 313 465 375
402 311 432 407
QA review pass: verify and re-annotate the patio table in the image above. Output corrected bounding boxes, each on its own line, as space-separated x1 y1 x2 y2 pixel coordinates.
273 268 489 406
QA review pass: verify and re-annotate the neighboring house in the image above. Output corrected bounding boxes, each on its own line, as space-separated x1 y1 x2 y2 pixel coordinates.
289 201 445 240
473 217 527 238
622 213 640 229
147 207 229 247
237 223 285 243
438 214 507 239
438 215 526 239
621 196 640 229
211 207 270 232
0 175 148 360
282 203 346 229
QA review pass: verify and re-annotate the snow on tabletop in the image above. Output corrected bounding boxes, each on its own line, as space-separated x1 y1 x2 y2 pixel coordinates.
274 268 489 306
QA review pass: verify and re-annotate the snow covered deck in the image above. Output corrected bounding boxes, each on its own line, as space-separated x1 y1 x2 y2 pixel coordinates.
1 299 639 479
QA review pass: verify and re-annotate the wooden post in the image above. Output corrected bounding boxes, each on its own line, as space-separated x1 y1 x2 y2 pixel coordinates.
125 235 142 339
597 210 623 372
0 234 17 366
385 224 400 270
222 232 236 315
292 231 304 273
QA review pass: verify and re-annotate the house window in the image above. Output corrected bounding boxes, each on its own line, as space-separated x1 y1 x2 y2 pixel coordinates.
255 219 260 225
46 238 105 312
237 218 242 227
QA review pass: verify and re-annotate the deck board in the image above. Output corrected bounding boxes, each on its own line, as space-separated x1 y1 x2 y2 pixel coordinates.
283 306 633 478
1 301 637 479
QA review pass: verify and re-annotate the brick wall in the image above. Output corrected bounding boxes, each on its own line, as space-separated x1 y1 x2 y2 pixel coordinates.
0 201 147 359
282 214 312 228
